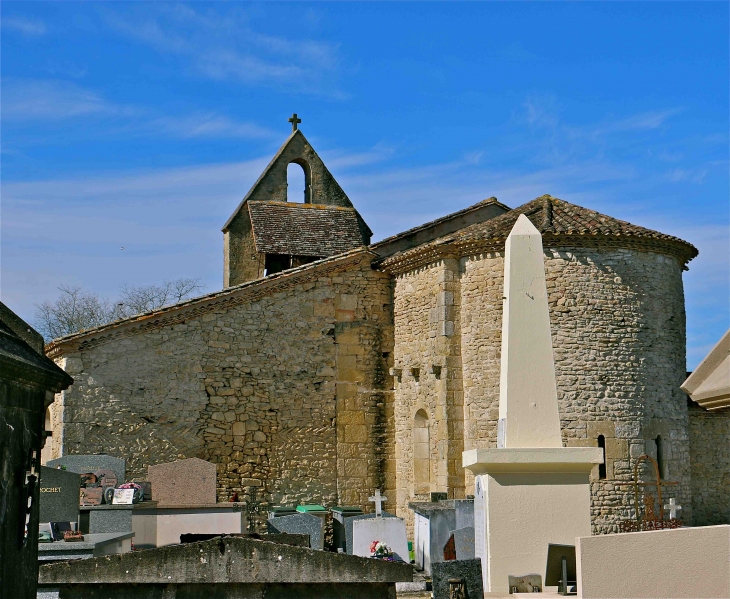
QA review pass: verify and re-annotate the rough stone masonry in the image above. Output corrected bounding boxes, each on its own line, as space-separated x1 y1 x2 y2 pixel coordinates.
44 124 728 534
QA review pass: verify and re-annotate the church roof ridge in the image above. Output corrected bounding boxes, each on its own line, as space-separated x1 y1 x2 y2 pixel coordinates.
249 200 357 212
378 194 699 273
45 247 374 359
370 197 509 249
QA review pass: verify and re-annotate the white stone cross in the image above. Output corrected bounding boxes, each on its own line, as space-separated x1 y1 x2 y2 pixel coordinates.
664 497 682 519
368 489 387 517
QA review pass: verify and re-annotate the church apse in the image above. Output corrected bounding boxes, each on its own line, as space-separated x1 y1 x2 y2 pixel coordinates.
223 115 372 287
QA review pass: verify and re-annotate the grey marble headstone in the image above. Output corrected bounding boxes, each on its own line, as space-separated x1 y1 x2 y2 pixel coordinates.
39 466 81 523
432 558 483 599
344 511 397 555
451 526 475 560
80 506 133 534
47 455 125 484
267 513 324 550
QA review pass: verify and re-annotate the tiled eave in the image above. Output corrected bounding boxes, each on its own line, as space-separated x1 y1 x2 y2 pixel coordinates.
377 233 698 276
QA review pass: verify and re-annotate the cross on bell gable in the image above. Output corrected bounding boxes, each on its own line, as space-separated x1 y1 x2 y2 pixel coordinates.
288 113 302 132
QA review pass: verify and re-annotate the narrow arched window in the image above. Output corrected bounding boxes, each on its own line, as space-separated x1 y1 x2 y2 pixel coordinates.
414 410 430 495
286 162 306 202
597 435 607 479
656 435 666 479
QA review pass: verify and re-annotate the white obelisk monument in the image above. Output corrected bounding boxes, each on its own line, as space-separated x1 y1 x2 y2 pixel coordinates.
463 215 603 593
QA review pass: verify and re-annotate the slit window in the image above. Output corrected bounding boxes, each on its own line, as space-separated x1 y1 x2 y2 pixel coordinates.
597 435 607 479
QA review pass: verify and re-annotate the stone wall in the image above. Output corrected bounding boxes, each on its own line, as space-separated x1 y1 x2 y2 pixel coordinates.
50 252 393 520
391 259 465 527
689 401 730 525
223 206 264 288
392 245 690 533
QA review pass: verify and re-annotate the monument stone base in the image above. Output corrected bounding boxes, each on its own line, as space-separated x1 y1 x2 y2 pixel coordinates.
464 447 602 594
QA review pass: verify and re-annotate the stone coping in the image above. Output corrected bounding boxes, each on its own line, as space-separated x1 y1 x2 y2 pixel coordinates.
407 501 456 516
39 536 414 584
38 532 134 552
133 502 247 511
78 500 167 512
463 447 604 475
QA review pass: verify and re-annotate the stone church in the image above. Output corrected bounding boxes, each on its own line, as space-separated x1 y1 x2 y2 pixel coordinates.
45 123 729 533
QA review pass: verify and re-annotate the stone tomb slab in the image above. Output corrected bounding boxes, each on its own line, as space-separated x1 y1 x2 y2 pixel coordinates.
352 516 409 562
451 526 475 560
147 457 216 506
432 558 484 599
39 466 81 523
79 505 133 534
267 512 324 550
47 455 125 484
38 536 413 599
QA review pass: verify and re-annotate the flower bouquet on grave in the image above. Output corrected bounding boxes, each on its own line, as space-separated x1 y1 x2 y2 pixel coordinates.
117 482 143 504
369 540 394 560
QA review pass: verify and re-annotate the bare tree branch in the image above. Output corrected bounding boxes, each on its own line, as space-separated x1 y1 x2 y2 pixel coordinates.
35 278 205 341
113 278 204 318
34 286 113 340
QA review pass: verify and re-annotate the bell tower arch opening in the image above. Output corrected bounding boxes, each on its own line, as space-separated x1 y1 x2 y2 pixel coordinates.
286 159 311 203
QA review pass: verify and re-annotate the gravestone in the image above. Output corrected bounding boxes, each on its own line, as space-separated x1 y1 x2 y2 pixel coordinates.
451 526 475 560
410 499 474 574
94 469 118 490
39 466 81 523
331 506 363 553
352 516 409 562
345 511 398 555
147 458 216 506
47 455 125 484
267 512 324 550
432 558 483 599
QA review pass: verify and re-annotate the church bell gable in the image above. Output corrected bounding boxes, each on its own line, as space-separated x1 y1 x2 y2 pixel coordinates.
223 120 371 288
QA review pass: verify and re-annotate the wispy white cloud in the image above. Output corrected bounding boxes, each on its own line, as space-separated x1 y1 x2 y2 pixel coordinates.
149 113 275 140
102 5 343 97
2 79 276 141
522 97 682 139
3 16 47 36
593 108 683 135
1 79 122 120
667 167 710 184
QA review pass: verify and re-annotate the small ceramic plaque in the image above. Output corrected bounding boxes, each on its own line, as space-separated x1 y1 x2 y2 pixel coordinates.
112 488 135 505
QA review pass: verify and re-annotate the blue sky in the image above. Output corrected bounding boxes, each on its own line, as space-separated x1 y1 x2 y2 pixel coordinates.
1 2 727 367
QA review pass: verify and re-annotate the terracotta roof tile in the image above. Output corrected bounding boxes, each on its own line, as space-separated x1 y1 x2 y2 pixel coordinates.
455 196 697 253
248 201 370 257
379 195 698 271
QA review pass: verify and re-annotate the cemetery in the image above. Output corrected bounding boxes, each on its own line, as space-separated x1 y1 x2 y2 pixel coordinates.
0 121 727 599
2 211 721 599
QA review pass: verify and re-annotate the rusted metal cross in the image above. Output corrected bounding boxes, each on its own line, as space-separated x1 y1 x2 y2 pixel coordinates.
617 454 682 532
288 113 301 132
